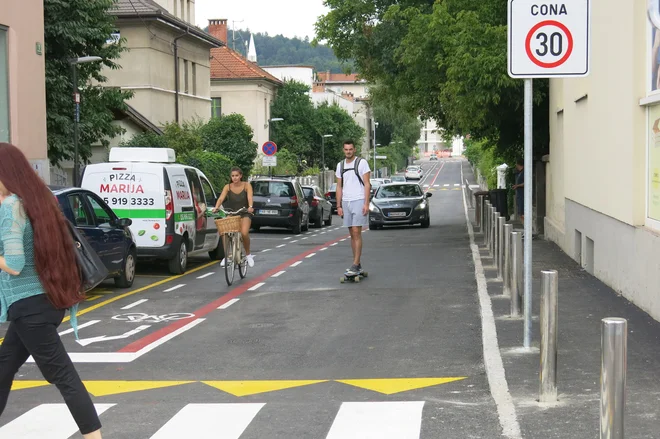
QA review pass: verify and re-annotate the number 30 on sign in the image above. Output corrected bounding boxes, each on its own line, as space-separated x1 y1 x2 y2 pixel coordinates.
508 0 591 78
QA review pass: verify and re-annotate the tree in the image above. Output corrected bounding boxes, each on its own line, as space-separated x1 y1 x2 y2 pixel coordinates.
200 114 258 176
44 0 133 166
315 0 549 159
270 80 317 161
312 102 365 169
178 150 233 192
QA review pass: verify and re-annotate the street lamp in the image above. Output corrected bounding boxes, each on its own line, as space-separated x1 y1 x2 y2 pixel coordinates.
268 118 284 177
70 56 102 187
373 121 379 177
321 134 333 192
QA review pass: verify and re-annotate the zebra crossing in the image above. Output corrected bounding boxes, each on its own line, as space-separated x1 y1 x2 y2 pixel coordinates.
0 401 428 438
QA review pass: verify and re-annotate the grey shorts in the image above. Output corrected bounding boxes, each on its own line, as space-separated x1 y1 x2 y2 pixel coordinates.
342 199 369 227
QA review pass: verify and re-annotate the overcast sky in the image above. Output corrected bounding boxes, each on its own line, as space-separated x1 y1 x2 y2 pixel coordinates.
195 0 330 40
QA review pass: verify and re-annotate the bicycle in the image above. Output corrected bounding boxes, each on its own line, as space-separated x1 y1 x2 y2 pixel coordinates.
214 207 251 286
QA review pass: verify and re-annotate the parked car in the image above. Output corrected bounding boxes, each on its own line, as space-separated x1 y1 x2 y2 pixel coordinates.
325 183 338 213
430 155 438 161
390 175 406 183
50 186 137 288
81 147 224 275
302 185 333 228
405 166 423 180
368 183 432 229
250 176 310 234
370 179 384 199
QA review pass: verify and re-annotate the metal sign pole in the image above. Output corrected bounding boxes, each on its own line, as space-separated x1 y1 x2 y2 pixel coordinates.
523 78 533 349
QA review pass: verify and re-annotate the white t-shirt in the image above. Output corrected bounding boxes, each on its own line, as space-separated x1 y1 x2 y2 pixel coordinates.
335 158 371 202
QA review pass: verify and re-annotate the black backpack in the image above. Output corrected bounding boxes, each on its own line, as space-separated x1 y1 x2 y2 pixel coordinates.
339 157 364 188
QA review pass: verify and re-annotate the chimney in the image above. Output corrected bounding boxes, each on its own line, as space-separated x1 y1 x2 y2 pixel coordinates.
208 19 228 44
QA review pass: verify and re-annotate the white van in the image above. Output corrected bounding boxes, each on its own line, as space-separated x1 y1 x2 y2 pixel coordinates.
81 147 223 274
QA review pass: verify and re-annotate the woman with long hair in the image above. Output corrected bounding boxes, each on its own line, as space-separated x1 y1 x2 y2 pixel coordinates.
0 143 103 438
212 167 255 267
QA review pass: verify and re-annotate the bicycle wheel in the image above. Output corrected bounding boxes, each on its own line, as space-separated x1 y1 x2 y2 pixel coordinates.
239 237 248 279
224 234 235 286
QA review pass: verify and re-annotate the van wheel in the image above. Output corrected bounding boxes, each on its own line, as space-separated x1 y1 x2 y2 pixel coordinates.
115 248 136 288
208 241 224 261
169 240 188 274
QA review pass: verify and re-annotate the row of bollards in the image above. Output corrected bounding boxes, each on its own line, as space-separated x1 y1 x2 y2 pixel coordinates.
478 197 627 438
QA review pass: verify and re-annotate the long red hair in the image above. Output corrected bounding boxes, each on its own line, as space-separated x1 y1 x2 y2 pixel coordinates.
0 143 83 308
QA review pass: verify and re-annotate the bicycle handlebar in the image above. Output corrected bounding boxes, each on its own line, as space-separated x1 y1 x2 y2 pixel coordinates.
218 206 251 216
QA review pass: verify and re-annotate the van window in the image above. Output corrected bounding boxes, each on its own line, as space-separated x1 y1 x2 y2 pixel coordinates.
200 176 215 204
252 181 294 198
185 168 204 205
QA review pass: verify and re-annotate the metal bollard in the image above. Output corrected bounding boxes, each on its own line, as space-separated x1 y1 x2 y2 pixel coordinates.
483 202 490 246
600 318 627 439
476 195 482 230
539 270 558 402
503 224 513 296
490 209 496 257
497 217 505 281
510 231 522 317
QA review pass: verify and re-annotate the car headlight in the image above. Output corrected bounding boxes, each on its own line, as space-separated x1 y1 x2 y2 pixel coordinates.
369 202 379 212
415 201 427 210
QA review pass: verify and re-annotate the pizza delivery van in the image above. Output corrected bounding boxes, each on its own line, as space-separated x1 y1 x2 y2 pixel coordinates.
81 147 223 274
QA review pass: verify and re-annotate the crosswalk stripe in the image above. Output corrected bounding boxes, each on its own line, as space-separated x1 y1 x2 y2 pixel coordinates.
0 404 115 438
325 401 425 439
149 403 264 438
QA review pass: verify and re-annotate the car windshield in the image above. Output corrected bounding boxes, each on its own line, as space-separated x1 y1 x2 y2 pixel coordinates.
391 176 405 181
407 167 419 171
376 185 423 199
251 181 294 197
302 187 314 198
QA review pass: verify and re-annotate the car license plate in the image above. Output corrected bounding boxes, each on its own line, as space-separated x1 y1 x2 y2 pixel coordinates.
389 212 406 217
260 210 278 215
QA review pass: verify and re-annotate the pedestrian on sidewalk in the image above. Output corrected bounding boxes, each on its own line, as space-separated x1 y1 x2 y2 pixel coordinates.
0 143 103 439
512 159 524 223
335 140 371 275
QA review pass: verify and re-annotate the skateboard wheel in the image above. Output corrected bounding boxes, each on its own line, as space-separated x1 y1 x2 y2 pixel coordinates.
340 277 345 283
362 272 368 277
354 276 360 283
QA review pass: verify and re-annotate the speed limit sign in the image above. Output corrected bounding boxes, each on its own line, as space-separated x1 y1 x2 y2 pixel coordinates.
508 0 590 78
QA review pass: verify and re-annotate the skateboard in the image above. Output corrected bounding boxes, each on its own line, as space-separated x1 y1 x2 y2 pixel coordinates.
340 270 368 283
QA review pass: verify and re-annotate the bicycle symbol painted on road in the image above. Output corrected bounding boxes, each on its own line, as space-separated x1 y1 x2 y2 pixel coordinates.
112 312 195 323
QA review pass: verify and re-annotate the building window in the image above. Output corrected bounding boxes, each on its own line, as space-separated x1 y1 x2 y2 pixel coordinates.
211 98 221 118
0 27 9 143
192 62 197 95
183 59 189 94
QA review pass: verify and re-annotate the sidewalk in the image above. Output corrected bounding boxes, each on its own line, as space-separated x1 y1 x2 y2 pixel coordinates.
462 160 660 439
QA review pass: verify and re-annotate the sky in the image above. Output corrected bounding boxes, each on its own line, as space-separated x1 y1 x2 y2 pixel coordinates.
195 0 330 40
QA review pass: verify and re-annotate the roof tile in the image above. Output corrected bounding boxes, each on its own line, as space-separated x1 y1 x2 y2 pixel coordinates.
211 47 282 83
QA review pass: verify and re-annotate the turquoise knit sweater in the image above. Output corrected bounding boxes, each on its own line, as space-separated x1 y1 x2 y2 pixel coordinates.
0 195 79 336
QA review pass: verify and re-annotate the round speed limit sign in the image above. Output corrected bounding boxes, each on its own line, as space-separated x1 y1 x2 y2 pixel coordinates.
508 0 590 78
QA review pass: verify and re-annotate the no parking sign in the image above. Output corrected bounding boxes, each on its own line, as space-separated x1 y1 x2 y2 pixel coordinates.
508 0 591 78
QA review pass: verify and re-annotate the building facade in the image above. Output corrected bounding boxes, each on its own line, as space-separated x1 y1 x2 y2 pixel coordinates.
545 0 660 320
0 0 49 182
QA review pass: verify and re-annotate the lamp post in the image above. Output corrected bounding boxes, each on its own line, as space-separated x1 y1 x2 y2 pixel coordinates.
373 121 379 176
268 117 283 177
70 56 102 187
321 134 333 192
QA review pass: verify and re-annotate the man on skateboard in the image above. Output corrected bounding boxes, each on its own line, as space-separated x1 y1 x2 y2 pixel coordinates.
335 140 371 277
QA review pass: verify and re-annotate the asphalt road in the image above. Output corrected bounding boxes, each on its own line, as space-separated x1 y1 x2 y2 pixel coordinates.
0 158 504 438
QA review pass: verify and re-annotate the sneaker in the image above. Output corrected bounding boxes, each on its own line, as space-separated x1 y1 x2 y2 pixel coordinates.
246 254 255 267
220 258 226 267
346 264 360 275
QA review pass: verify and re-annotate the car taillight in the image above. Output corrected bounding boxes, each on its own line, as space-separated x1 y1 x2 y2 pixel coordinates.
325 192 331 198
311 198 319 207
165 190 173 220
166 235 174 245
290 195 298 207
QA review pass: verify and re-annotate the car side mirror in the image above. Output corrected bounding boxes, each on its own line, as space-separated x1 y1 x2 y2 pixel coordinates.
116 218 132 228
425 192 433 198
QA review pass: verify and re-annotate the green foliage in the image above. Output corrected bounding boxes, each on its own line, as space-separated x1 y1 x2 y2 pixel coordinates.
312 102 365 168
178 150 233 192
44 0 133 166
200 114 258 176
252 148 300 176
315 0 549 159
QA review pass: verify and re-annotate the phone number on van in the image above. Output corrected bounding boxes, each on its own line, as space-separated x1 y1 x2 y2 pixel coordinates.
103 197 155 206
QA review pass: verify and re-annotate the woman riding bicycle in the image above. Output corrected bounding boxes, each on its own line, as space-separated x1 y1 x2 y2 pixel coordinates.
212 167 255 267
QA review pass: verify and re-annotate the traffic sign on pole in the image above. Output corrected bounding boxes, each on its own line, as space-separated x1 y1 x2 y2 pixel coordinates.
262 141 277 156
508 0 591 78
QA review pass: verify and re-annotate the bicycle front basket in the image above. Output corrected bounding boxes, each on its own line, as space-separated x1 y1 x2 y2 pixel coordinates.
215 216 241 234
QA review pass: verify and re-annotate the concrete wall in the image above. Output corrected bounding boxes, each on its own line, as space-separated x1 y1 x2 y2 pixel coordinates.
545 0 660 320
0 0 49 182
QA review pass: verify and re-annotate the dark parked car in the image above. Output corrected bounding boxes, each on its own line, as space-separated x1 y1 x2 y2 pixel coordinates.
50 186 137 288
250 177 310 234
325 183 337 213
302 185 333 228
368 183 432 229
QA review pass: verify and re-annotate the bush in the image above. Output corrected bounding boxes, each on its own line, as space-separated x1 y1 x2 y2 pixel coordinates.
178 150 233 193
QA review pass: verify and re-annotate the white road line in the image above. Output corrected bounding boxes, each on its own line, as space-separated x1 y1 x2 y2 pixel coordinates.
277 244 286 248
331 243 338 246
261 248 271 253
434 184 439 187
197 272 215 279
284 237 292 240
320 247 328 251
121 299 148 310
326 401 425 439
271 270 286 277
305 253 316 258
59 320 101 336
461 162 522 439
0 404 116 438
164 284 185 292
218 299 240 310
291 240 299 243
301 237 308 240
290 261 302 267
150 403 265 439
340 238 347 242
248 282 265 291
454 183 460 187
444 184 450 187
